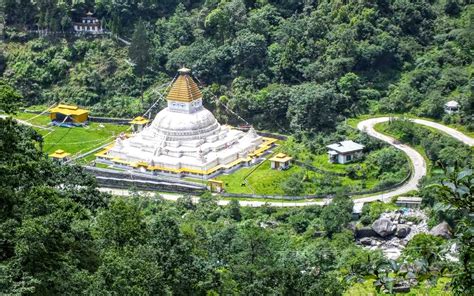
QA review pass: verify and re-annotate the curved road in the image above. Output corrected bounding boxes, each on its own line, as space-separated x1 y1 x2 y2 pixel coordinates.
97 117 474 207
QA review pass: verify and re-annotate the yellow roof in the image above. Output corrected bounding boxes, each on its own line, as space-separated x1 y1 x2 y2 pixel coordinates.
166 68 202 102
49 104 89 116
269 153 293 163
129 116 149 125
208 179 224 185
49 149 71 159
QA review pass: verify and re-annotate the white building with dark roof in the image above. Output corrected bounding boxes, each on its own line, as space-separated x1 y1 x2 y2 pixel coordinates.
444 100 460 114
326 140 365 164
73 12 103 34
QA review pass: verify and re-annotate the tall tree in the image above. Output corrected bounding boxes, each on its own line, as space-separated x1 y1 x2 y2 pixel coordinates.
129 20 151 78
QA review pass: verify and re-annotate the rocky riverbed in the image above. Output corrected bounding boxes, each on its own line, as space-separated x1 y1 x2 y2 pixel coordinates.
356 209 432 259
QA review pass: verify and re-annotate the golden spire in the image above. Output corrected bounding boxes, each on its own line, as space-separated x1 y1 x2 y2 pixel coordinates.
166 68 202 102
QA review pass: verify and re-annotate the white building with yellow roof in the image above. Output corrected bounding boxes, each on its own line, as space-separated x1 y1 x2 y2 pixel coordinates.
98 68 275 178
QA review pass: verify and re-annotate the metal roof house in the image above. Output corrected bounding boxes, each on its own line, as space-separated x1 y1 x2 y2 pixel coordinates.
326 140 365 164
444 100 460 114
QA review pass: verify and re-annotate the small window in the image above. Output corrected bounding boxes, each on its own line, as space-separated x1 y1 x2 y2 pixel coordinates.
346 155 352 161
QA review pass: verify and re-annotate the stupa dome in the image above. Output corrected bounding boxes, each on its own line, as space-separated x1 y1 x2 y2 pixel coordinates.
148 107 220 141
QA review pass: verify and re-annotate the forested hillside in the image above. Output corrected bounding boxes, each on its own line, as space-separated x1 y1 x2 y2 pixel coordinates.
2 0 473 132
1 1 474 295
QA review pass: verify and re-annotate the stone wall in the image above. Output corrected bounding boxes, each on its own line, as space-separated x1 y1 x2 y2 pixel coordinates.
85 166 206 193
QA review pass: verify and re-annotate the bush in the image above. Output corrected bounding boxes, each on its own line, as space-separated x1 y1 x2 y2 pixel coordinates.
359 201 397 226
403 233 445 262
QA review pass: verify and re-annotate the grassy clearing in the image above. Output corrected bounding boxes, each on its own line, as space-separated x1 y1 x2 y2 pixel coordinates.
311 154 347 174
11 112 129 158
217 161 312 195
217 158 383 196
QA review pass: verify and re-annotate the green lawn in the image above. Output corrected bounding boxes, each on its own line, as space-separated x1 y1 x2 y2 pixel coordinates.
312 154 349 174
217 161 313 195
217 158 383 196
11 112 129 159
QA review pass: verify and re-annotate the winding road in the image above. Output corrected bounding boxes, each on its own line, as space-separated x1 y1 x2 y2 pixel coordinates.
100 117 473 207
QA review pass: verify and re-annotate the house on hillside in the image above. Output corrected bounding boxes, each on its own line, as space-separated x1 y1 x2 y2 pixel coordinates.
326 140 365 164
73 12 104 34
444 100 460 114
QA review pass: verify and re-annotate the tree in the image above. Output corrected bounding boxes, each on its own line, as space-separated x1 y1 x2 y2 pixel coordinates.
129 20 152 78
230 29 267 70
94 198 147 247
321 195 353 237
403 233 444 263
427 167 474 295
281 171 305 196
0 81 22 114
287 83 341 133
227 199 242 221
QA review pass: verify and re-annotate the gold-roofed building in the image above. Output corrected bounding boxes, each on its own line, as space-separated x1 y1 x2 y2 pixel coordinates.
49 149 71 162
269 153 293 170
129 116 150 132
49 104 89 125
166 67 202 102
207 179 224 193
98 67 276 179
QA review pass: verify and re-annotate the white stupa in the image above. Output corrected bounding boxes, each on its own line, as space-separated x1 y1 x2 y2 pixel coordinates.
99 68 273 178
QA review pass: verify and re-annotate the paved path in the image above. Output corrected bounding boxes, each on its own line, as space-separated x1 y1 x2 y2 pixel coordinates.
98 188 328 207
0 114 53 130
355 117 473 203
411 118 474 146
355 117 427 203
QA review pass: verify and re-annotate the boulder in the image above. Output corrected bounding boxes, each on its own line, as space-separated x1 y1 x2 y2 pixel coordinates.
384 247 401 260
359 237 374 246
429 221 452 239
395 225 411 238
312 231 325 238
372 218 396 237
355 226 378 238
393 284 411 293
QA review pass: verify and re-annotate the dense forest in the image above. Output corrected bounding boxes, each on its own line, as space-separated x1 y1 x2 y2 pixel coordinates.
1 1 474 295
2 0 473 133
0 102 472 294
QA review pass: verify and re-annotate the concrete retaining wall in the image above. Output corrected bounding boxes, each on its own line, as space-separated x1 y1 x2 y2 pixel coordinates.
85 166 206 193
95 176 204 193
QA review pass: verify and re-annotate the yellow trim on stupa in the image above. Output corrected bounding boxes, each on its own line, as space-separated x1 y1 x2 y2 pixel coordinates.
166 68 202 102
95 136 277 177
